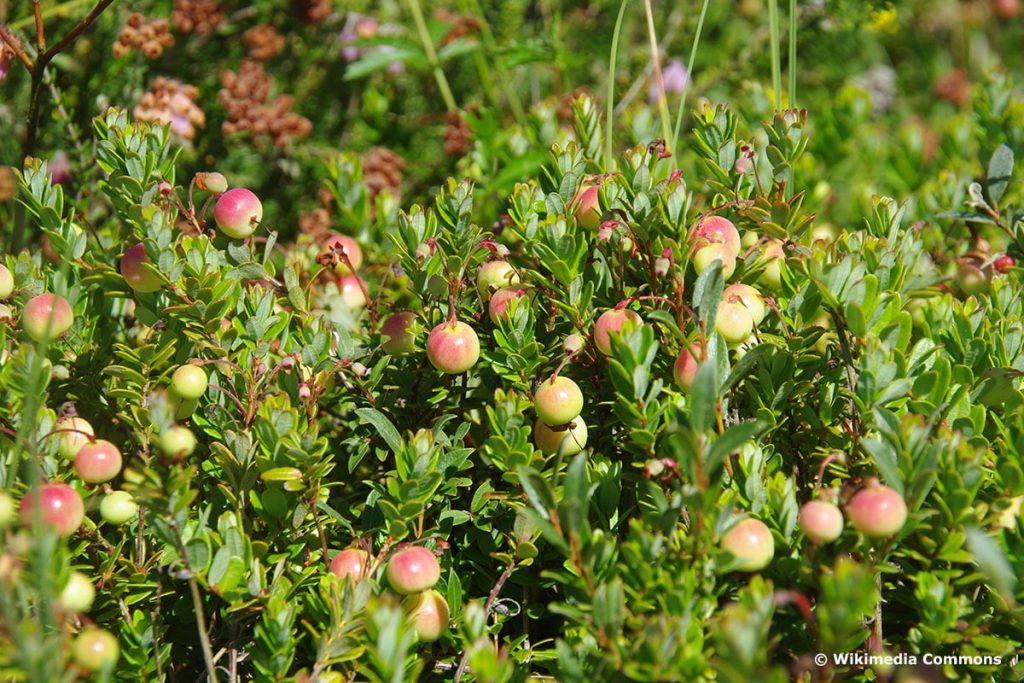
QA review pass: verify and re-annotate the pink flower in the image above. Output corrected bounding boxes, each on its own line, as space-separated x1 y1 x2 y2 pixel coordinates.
649 59 688 103
50 151 72 186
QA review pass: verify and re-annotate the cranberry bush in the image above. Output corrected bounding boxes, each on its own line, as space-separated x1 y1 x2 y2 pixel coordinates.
0 99 1023 683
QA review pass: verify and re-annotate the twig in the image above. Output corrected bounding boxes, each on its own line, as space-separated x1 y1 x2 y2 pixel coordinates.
453 562 516 683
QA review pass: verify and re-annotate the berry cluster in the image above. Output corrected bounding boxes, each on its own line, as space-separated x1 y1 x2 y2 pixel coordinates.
331 544 450 642
133 77 206 140
112 13 175 59
217 60 313 148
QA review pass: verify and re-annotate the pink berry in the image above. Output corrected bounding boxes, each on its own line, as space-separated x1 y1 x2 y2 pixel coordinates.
488 287 529 323
0 264 13 299
323 233 363 274
22 293 74 343
381 311 418 356
19 483 84 536
673 342 702 392
847 482 907 538
386 545 441 595
120 243 163 293
403 589 450 642
213 188 263 239
721 518 774 572
74 439 123 484
330 548 370 582
594 308 643 356
571 183 602 231
799 500 844 543
723 283 766 325
339 275 367 310
691 215 741 258
426 321 480 374
199 172 228 194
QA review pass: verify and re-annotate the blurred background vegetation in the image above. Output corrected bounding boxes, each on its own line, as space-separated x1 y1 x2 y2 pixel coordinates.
0 0 1022 244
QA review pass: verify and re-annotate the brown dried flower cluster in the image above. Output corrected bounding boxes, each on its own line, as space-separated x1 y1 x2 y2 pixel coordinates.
434 9 482 46
935 68 970 107
299 208 332 240
243 25 286 60
361 147 405 201
134 78 206 140
218 60 313 147
292 0 331 23
171 0 225 35
443 112 472 157
113 13 175 59
0 167 16 202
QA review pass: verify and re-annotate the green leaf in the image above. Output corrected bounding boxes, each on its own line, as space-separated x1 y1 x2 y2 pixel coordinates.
689 362 718 433
354 408 403 453
693 260 725 331
987 144 1014 204
965 526 1016 607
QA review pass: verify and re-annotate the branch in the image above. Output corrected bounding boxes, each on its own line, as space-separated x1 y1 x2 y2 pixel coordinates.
32 0 46 53
40 0 113 65
453 562 516 683
0 25 34 70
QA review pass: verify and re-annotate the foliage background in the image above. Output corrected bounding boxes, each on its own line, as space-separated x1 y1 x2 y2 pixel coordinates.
1 0 1024 682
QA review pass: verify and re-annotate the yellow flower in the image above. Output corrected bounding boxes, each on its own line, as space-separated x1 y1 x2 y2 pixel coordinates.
868 6 898 33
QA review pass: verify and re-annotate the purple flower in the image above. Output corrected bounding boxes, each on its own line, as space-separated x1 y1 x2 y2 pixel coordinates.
649 59 688 103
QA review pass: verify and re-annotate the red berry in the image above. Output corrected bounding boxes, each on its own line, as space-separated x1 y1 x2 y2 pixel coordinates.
534 376 584 426
403 589 450 642
74 439 123 484
426 321 480 374
386 545 441 595
214 187 263 239
799 500 844 543
594 309 642 356
994 254 1016 273
330 548 370 582
22 293 74 343
381 311 418 356
19 483 84 536
721 518 774 572
120 243 163 293
847 482 907 538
